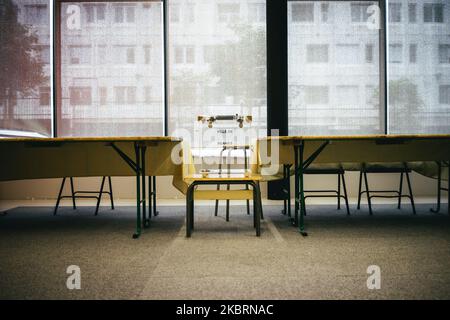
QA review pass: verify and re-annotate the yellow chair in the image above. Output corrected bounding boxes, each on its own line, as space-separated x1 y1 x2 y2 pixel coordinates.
172 142 263 237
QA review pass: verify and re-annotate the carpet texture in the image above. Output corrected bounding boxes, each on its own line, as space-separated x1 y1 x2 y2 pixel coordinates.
0 204 449 299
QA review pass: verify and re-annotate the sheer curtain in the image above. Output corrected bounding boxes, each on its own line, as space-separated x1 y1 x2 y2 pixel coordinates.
0 0 52 137
168 0 267 145
288 1 382 135
388 0 450 134
59 1 164 136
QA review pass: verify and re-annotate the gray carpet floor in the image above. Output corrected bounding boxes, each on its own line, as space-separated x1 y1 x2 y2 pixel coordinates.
0 203 449 299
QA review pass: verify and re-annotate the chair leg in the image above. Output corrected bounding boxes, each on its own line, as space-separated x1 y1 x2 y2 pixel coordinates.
186 190 192 238
397 172 403 209
257 185 261 237
108 176 114 210
70 177 76 210
364 171 373 215
148 175 152 219
214 184 220 216
283 165 287 215
430 162 442 213
357 171 363 210
152 176 158 216
253 182 261 236
226 184 230 222
447 162 450 215
337 173 341 210
94 176 106 216
190 195 195 231
287 166 291 217
226 163 231 221
258 181 264 220
405 170 416 215
341 172 350 216
54 177 67 216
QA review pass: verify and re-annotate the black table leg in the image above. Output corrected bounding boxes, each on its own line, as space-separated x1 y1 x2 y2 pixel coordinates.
141 147 149 228
294 145 299 227
297 141 307 236
253 181 261 237
153 176 158 216
447 161 450 215
133 143 142 239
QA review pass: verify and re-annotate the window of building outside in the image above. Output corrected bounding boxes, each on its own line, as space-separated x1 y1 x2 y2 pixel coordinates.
24 4 48 25
408 3 416 23
351 3 371 23
114 5 135 23
292 3 314 23
439 44 450 64
409 44 417 64
248 3 265 23
70 87 92 106
39 87 51 106
365 44 374 63
307 44 329 63
439 85 450 104
424 3 444 23
321 3 329 23
389 3 402 23
218 3 240 23
85 4 106 23
389 44 403 64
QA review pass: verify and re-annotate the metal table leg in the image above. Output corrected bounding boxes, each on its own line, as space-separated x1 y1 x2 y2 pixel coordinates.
297 141 307 236
253 181 261 237
294 145 299 227
153 176 158 216
54 177 66 216
186 183 195 238
133 143 142 239
430 161 442 213
141 146 149 228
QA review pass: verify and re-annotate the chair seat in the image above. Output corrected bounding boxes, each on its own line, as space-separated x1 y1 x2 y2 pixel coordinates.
363 162 409 173
194 189 253 200
184 173 262 182
409 161 449 181
304 163 344 174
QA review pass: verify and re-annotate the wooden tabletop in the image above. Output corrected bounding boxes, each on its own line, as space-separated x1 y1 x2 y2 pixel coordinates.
184 173 262 182
0 136 183 143
259 134 450 141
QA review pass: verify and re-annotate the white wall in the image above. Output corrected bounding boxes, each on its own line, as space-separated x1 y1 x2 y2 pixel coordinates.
0 171 438 201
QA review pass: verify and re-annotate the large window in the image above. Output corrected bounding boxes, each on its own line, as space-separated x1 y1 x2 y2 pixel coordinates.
0 0 52 137
288 1 381 135
58 1 164 136
168 0 267 140
388 0 450 134
2 1 449 138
